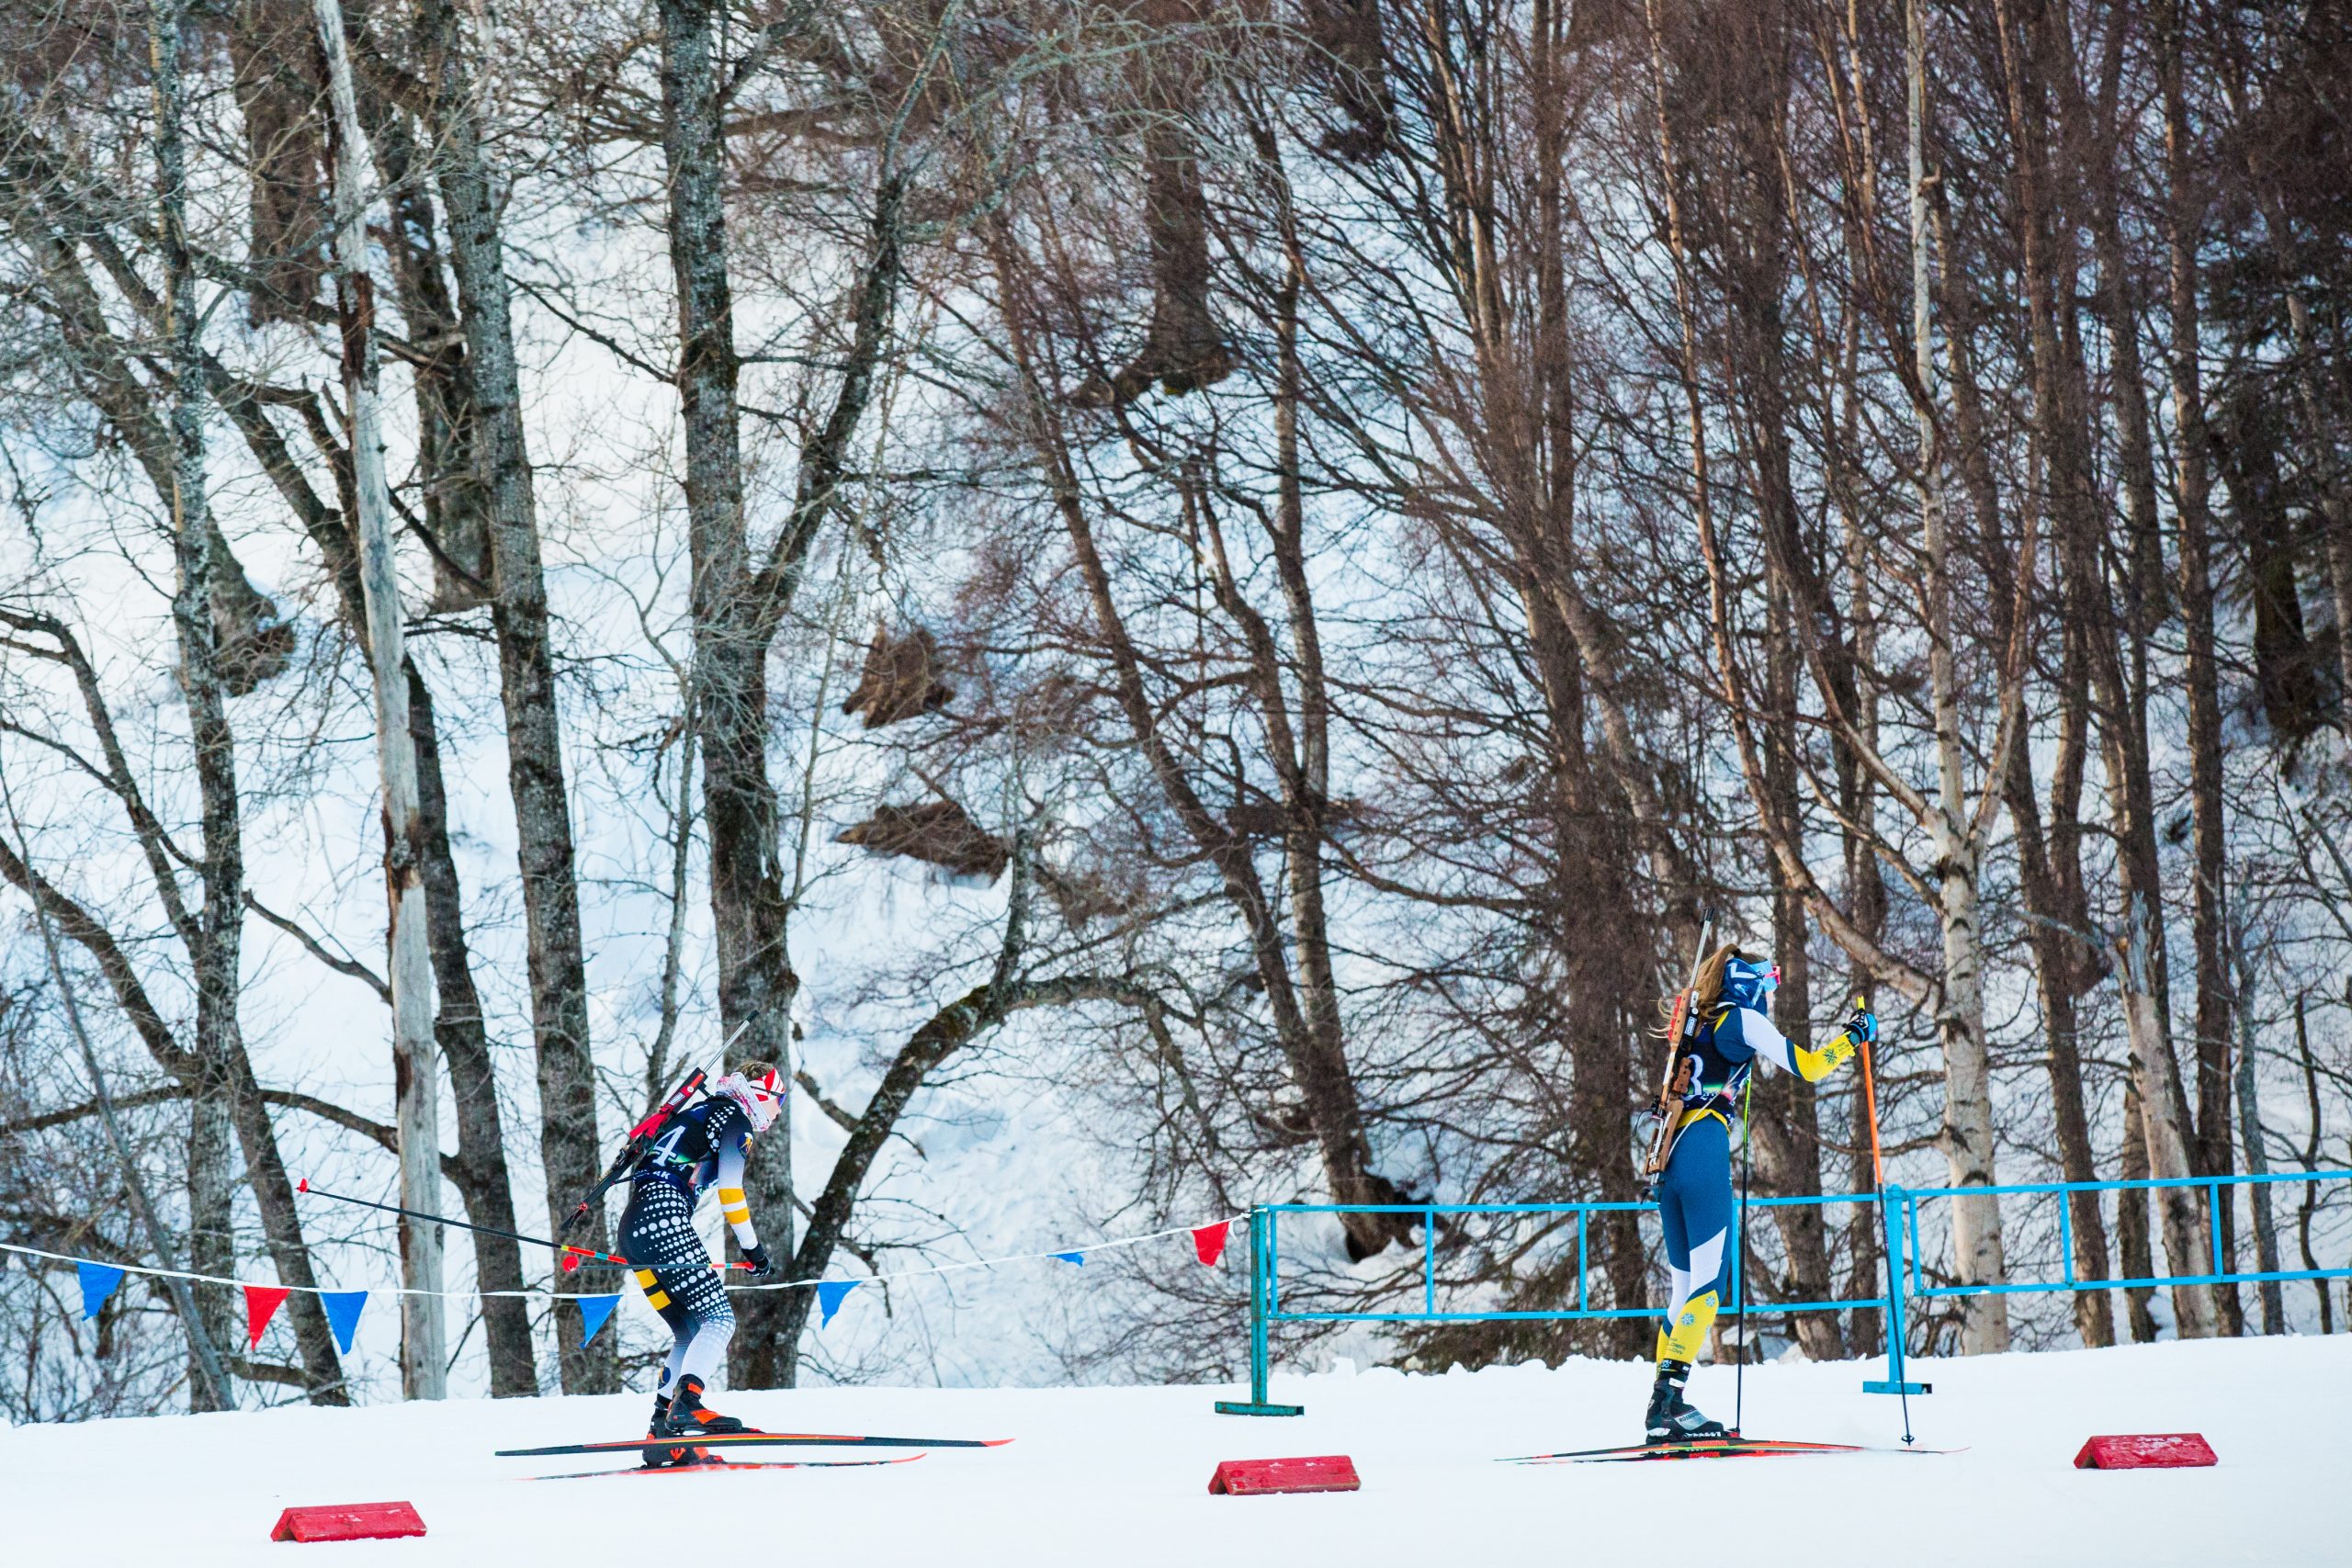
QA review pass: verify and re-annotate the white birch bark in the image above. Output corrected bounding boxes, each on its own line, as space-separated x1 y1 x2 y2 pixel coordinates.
2119 902 2217 1337
2228 886 2285 1333
1909 0 2007 1353
313 0 447 1399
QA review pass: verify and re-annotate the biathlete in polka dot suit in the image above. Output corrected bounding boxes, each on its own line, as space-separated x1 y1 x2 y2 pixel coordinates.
616 1064 782 1459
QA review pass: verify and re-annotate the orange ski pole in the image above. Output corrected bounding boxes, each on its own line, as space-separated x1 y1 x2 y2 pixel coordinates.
1851 998 1914 1445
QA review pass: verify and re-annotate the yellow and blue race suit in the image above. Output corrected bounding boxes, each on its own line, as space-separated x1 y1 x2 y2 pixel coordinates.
1655 1004 1857 1361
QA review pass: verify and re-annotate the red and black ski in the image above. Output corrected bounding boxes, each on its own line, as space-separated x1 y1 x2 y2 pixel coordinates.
1503 1436 1956 1463
496 1432 1011 1459
535 1454 930 1481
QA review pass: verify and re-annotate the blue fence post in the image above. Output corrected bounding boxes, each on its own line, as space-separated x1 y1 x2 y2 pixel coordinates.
1216 1207 1305 1416
2061 1192 2075 1289
1864 1183 1931 1396
1577 1209 1589 1312
1423 1206 1437 1315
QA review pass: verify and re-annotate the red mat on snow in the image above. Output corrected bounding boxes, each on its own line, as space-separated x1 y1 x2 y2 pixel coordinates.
2073 1433 2218 1470
270 1501 428 1541
1208 1454 1361 1495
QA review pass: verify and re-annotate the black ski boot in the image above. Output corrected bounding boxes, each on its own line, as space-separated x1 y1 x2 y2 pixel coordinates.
1645 1359 1730 1445
664 1374 750 1438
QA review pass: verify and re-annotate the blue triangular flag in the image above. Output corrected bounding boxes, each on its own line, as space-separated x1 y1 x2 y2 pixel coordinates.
576 1292 622 1347
816 1280 859 1327
76 1262 124 1320
1054 1251 1085 1266
321 1290 368 1353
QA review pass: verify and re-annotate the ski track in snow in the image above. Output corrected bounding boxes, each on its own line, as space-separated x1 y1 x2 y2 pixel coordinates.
6 1335 2341 1565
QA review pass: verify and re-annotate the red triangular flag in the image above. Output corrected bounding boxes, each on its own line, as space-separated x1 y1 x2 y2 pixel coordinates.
245 1284 291 1348
1192 1221 1231 1268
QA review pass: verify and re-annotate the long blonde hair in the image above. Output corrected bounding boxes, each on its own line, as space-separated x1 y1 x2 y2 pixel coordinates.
1657 942 1743 1036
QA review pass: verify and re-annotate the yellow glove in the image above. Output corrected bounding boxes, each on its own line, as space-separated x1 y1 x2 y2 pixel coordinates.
1791 1030 1857 1083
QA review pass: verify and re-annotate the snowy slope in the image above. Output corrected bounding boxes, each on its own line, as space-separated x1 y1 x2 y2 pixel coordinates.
6 1335 2342 1566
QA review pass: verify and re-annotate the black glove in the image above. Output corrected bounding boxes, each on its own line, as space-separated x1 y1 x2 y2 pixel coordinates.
1847 1006 1879 1045
741 1243 774 1279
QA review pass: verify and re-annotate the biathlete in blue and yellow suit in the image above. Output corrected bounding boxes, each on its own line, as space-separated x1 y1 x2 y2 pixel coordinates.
1646 949 1874 1443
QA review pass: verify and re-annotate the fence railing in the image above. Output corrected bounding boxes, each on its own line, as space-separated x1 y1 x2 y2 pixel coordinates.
1214 1170 2352 1416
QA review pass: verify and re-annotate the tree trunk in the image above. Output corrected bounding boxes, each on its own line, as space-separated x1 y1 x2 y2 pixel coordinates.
207 259 538 1396
407 670 539 1393
1838 628 1886 1359
1714 17 1843 1357
184 1055 239 1406
2228 892 2284 1334
356 85 490 612
1993 0 2211 1341
1912 0 2006 1354
655 0 913 1378
2293 998 2336 1334
2117 909 2218 1337
2116 1078 2161 1342
418 0 614 1393
765 868 1100 1359
1525 598 1649 1356
2216 387 2324 739
153 0 350 1402
655 0 808 1385
2158 0 2227 1157
2003 694 2114 1347
1970 171 2111 1345
1756 595 1841 1362
314 0 447 1400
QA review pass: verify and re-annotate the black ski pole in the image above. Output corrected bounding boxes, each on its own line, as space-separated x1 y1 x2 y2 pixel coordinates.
300 1179 750 1274
298 1179 638 1268
1736 1073 1751 1436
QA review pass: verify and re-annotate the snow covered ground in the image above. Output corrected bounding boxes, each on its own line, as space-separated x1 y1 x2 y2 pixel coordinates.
7 1335 2341 1566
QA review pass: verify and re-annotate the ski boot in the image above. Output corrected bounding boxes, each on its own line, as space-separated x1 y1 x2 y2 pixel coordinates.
1645 1358 1731 1445
640 1381 744 1468
664 1374 751 1438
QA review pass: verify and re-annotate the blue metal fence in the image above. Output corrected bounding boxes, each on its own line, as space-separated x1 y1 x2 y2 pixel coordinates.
1214 1170 2352 1416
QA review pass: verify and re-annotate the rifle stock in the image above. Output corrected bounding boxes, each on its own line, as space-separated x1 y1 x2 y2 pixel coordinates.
1638 919 1713 1187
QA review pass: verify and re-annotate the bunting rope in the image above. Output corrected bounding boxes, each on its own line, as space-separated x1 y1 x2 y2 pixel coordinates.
0 1216 1238 1300
0 1213 1241 1348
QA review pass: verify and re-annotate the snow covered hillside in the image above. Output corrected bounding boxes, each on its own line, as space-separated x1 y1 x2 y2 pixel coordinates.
8 1336 2341 1567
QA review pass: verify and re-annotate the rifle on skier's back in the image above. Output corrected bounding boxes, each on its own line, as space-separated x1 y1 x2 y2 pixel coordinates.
560 1069 705 1247
1636 920 1712 1200
560 1009 764 1241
